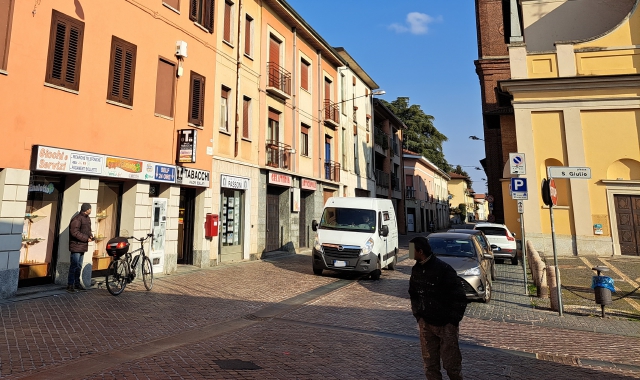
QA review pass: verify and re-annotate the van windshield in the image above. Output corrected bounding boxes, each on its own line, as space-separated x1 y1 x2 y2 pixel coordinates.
320 208 376 233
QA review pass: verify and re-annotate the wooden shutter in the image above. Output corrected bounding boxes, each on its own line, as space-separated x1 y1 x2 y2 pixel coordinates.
107 36 137 106
269 35 279 66
203 0 214 33
300 60 308 91
324 78 331 101
154 58 176 117
188 72 205 126
45 10 84 91
189 0 198 21
244 16 252 56
220 87 230 131
242 96 250 138
163 0 180 10
0 0 15 71
223 1 232 42
406 175 413 187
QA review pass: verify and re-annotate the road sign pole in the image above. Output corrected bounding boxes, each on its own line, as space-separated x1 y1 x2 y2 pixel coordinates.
548 174 563 316
520 208 528 295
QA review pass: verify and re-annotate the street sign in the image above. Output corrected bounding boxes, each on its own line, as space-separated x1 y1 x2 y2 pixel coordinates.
509 153 526 175
486 195 494 203
510 177 528 200
488 203 494 210
549 178 558 206
488 214 496 222
517 200 524 214
548 166 591 179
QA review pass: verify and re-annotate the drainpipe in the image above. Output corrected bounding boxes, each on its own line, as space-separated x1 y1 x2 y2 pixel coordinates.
234 0 244 157
317 50 323 178
292 27 297 173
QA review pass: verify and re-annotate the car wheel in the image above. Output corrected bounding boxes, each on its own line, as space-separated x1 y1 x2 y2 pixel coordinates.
313 267 323 276
491 261 497 281
370 260 381 280
481 277 492 303
511 256 518 265
495 259 504 264
387 253 397 270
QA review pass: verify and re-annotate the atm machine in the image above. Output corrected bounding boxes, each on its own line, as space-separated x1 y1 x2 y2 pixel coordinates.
150 198 167 274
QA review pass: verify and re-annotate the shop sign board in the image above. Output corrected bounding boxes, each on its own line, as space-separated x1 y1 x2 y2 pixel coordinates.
221 174 249 190
33 146 177 184
176 166 210 187
269 172 292 187
301 179 317 191
177 129 197 163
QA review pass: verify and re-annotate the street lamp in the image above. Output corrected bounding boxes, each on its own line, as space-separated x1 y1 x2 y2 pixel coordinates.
469 135 484 141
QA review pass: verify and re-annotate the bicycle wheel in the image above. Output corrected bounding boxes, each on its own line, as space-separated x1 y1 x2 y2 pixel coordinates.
142 256 153 291
106 259 128 296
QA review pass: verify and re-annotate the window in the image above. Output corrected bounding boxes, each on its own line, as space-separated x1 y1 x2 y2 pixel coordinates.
0 0 15 71
45 10 84 91
154 57 176 118
188 71 205 126
268 109 280 142
242 96 251 138
301 124 309 156
341 73 346 115
107 36 137 106
163 0 179 11
223 1 233 43
220 87 230 132
244 14 253 56
300 59 309 91
189 0 214 33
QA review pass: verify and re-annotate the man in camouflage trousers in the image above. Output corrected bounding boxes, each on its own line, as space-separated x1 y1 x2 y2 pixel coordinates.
408 236 468 380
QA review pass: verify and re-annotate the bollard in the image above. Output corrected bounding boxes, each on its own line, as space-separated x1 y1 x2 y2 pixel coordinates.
547 265 558 311
538 267 549 299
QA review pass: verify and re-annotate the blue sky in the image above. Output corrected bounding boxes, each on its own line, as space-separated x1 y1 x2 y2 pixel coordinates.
286 0 487 193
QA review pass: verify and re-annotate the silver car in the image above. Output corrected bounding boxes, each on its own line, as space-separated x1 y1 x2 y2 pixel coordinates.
427 232 493 303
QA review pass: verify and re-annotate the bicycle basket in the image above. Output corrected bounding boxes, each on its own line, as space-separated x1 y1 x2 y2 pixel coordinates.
106 237 130 257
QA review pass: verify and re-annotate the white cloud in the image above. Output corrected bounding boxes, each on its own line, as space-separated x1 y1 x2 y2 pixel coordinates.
388 12 441 35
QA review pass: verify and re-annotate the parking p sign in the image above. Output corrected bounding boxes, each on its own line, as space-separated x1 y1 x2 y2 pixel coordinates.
510 177 528 200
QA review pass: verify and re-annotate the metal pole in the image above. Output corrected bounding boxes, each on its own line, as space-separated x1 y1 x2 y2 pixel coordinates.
520 210 528 295
549 190 563 316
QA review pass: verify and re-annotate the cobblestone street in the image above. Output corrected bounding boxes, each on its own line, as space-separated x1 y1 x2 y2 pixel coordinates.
1 243 640 379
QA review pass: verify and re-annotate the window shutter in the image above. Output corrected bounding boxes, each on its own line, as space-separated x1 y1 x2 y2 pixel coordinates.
223 1 232 42
269 36 279 66
46 11 84 91
242 97 250 138
189 0 198 21
154 58 176 117
189 72 205 126
203 0 214 33
268 109 279 121
164 0 180 10
108 37 137 106
300 60 308 91
406 175 413 187
244 16 252 55
0 0 15 71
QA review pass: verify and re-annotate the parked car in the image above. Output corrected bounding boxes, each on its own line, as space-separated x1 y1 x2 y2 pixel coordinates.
448 228 496 281
474 222 518 265
426 232 493 303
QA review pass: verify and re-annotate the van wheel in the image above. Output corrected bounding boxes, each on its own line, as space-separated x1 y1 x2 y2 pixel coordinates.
370 260 381 280
387 254 397 270
313 267 323 276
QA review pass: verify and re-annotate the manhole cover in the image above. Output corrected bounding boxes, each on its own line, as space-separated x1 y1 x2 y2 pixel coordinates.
214 359 262 370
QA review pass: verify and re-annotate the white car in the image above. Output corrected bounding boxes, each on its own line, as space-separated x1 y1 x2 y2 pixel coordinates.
474 222 518 265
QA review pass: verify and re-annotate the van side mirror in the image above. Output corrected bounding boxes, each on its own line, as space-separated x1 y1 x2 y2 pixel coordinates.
380 225 389 237
312 220 318 231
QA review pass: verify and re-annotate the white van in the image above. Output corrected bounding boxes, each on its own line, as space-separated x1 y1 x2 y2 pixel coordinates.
311 197 399 280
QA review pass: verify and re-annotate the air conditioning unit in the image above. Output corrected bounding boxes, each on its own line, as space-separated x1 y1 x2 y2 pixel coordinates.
176 41 188 58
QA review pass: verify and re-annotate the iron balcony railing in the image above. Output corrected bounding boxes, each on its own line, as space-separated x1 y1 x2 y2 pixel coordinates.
406 187 416 199
266 140 291 169
374 128 390 150
267 62 291 95
375 169 390 188
324 161 341 182
391 176 400 191
324 99 340 125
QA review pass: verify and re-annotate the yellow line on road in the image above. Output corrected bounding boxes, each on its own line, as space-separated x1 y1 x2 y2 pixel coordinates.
597 258 640 312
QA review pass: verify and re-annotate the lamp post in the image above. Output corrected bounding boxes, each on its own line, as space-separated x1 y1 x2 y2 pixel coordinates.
469 135 484 141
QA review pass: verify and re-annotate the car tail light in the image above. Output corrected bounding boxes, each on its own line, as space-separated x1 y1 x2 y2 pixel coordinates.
506 230 515 241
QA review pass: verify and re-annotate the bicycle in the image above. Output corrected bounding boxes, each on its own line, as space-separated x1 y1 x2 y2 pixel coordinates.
105 233 154 296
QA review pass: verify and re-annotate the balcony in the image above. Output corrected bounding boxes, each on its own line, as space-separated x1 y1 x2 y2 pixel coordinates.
374 127 389 152
266 62 291 100
323 99 340 128
375 169 389 189
324 161 341 182
266 140 291 169
391 176 400 191
406 187 416 199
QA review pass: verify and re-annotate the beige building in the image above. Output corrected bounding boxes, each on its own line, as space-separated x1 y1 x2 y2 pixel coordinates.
448 173 475 224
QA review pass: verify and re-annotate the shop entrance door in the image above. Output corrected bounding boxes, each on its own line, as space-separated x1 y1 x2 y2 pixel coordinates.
266 188 280 252
220 189 244 262
615 194 640 256
407 209 415 232
92 182 123 276
178 188 196 265
299 193 307 248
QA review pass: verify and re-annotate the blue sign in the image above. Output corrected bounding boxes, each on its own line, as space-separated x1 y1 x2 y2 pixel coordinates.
511 178 528 192
154 165 176 183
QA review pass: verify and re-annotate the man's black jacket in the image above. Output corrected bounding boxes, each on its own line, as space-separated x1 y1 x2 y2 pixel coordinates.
408 255 468 326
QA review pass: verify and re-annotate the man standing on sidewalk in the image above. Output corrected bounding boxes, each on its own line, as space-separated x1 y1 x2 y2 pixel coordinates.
68 203 94 293
408 236 468 380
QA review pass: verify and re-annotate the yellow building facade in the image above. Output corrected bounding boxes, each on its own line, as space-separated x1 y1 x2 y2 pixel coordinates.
501 0 640 256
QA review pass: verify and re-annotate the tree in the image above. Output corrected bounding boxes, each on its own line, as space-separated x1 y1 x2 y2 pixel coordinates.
458 203 467 218
381 97 451 172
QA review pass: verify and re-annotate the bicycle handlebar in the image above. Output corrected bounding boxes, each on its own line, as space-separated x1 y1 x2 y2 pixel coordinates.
126 233 153 242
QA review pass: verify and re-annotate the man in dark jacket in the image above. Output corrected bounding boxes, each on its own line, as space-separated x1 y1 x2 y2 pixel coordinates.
67 203 94 293
408 236 467 380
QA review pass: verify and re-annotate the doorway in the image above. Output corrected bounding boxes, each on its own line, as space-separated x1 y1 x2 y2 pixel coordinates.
407 208 415 232
266 187 280 252
178 188 196 265
615 194 640 256
220 188 244 262
92 181 123 277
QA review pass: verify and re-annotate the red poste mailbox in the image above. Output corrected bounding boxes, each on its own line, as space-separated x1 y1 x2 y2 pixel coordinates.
205 214 219 238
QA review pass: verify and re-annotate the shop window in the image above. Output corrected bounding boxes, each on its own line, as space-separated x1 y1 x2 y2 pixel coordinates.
221 189 242 247
45 10 85 91
93 182 122 272
20 175 64 283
